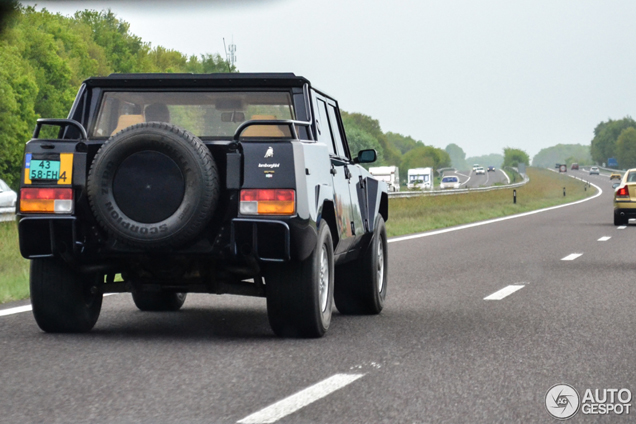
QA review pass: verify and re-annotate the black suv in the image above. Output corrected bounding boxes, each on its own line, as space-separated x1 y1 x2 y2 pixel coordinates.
17 73 389 338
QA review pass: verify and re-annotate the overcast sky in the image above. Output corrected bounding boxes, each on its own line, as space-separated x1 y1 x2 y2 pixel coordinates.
23 0 636 158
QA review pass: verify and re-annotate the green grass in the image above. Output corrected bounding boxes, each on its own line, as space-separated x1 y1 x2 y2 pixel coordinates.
0 221 30 303
0 167 596 304
386 167 596 237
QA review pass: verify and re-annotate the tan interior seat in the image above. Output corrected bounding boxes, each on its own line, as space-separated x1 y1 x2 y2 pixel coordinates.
241 115 289 137
111 114 144 135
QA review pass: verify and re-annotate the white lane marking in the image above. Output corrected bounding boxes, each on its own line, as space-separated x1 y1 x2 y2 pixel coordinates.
237 373 365 424
455 171 469 178
389 180 602 244
484 284 525 300
561 253 583 261
499 169 510 184
0 293 119 317
598 236 611 241
0 305 32 317
617 226 627 230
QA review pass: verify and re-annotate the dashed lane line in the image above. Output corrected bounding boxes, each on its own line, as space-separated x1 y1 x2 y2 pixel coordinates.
484 284 525 300
598 236 611 241
561 253 583 261
237 373 365 424
617 226 627 230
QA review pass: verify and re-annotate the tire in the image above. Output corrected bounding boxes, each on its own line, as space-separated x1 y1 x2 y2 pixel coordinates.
86 122 219 249
335 215 388 315
265 222 334 338
30 258 103 333
614 211 627 226
132 292 186 311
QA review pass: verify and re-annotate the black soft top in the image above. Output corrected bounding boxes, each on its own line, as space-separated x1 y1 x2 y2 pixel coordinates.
83 73 311 89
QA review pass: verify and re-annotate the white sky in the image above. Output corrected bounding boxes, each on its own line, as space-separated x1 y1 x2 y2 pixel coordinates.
23 0 636 158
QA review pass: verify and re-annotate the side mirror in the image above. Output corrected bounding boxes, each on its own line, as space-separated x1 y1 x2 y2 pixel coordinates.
613 183 620 189
354 149 377 164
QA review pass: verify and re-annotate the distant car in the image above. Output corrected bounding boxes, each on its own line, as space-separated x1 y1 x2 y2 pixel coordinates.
614 169 636 225
555 163 561 169
0 179 16 208
440 175 460 190
475 167 486 175
589 166 599 175
610 173 622 180
571 163 579 170
487 166 495 172
472 164 480 171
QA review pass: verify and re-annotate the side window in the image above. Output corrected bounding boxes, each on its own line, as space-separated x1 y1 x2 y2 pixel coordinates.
315 98 335 155
326 104 349 160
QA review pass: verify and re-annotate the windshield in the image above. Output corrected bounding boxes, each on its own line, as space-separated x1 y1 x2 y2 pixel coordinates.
409 175 429 182
93 91 295 138
442 177 458 182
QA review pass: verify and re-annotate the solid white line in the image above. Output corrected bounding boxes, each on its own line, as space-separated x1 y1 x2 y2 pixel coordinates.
484 285 525 300
598 236 611 241
0 305 32 317
617 226 627 230
0 293 119 318
500 169 510 184
388 179 602 244
561 253 583 261
237 373 365 424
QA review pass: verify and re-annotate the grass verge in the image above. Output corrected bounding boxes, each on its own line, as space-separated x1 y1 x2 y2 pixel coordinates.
386 167 596 237
0 221 30 303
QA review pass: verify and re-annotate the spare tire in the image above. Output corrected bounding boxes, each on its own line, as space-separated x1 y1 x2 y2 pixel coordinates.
87 122 219 249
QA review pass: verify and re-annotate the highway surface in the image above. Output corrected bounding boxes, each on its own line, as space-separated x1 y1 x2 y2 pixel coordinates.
442 168 509 189
1 169 634 423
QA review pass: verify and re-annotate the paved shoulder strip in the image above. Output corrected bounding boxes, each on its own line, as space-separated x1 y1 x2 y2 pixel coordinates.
237 373 365 424
484 285 525 300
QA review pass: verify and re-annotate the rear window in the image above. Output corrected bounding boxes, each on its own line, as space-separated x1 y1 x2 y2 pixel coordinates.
93 91 295 138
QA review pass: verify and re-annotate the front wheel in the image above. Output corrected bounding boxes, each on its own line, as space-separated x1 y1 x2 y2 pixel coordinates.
335 215 388 315
265 221 334 338
30 258 103 333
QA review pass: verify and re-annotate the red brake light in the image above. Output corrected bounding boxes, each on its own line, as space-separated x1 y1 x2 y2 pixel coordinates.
239 189 295 215
617 186 630 197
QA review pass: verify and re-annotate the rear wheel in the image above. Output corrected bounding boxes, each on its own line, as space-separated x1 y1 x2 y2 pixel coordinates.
335 216 388 315
614 211 628 226
30 258 103 333
265 222 334 338
132 292 187 311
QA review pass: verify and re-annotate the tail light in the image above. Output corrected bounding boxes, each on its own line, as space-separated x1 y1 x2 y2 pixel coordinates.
616 186 630 199
20 188 73 213
240 189 295 215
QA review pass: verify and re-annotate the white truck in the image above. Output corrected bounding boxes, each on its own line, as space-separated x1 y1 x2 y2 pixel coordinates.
407 167 434 190
369 166 400 192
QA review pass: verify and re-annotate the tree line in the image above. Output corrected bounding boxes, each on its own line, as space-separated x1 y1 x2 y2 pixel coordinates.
0 5 232 188
0 5 453 188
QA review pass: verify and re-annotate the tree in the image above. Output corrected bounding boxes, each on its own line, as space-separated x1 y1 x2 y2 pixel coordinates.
445 143 467 170
401 145 451 171
532 144 592 168
466 153 504 168
345 126 384 165
616 127 636 169
341 112 401 166
502 148 529 168
386 132 418 155
590 117 636 164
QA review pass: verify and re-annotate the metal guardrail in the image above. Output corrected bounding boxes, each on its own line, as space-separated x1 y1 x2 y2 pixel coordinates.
0 207 16 223
389 175 530 198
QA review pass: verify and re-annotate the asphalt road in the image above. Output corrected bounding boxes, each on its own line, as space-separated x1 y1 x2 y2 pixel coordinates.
442 168 509 189
1 169 634 423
